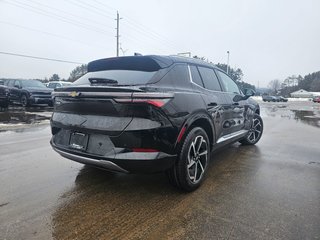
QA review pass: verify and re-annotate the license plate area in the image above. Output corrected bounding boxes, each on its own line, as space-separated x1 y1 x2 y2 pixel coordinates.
69 132 89 151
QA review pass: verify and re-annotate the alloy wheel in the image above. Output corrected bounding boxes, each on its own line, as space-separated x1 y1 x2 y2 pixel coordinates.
187 135 208 184
247 117 262 143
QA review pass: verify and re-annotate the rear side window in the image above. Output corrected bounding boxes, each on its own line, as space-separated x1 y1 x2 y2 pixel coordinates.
74 70 157 86
190 65 204 87
158 64 190 88
216 70 240 94
198 67 222 91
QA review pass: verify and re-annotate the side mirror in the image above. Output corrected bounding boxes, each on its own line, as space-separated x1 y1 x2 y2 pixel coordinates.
233 88 256 102
14 85 21 89
243 88 255 97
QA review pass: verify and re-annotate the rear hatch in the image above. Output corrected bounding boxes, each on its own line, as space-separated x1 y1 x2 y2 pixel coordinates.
52 86 140 136
51 56 173 136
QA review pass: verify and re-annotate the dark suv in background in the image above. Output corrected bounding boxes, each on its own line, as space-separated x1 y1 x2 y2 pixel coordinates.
4 79 53 107
0 80 10 108
50 56 263 191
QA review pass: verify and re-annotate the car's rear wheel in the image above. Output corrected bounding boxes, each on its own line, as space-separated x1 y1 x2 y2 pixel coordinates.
20 94 29 107
240 114 263 145
167 127 210 192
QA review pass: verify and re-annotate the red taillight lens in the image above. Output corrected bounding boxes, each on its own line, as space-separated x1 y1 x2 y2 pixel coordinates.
114 98 170 108
114 92 174 108
132 148 159 152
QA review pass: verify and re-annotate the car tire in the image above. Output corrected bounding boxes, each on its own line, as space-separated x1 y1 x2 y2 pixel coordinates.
240 114 263 145
20 94 29 107
167 127 210 192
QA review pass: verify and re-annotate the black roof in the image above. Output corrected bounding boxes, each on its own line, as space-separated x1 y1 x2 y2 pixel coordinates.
88 55 221 72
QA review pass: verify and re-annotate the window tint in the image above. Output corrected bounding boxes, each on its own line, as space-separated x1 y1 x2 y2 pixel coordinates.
190 65 204 87
216 70 240 94
198 67 222 91
159 64 190 87
74 70 157 86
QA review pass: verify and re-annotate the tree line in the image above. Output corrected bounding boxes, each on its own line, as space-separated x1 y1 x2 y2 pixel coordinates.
45 64 88 82
192 56 255 91
268 71 320 96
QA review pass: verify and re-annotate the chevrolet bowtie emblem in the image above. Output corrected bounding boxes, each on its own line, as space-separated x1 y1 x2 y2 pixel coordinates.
69 91 80 97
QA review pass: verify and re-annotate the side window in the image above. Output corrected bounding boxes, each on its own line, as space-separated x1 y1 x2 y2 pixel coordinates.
14 80 21 88
159 64 190 88
198 67 222 91
216 70 240 94
48 83 57 88
189 65 204 87
7 80 15 87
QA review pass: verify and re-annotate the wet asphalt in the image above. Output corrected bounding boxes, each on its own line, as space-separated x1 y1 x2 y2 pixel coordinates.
0 102 319 240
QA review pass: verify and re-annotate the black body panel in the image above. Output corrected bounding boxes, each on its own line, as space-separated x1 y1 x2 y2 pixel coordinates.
50 55 260 173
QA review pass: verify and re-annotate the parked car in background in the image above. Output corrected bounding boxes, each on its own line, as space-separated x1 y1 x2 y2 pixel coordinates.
262 95 276 102
4 79 53 107
274 96 288 102
47 81 72 89
313 96 320 103
262 95 288 102
0 80 10 108
50 55 263 192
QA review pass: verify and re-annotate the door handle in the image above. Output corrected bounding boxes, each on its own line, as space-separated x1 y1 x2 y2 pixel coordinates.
208 102 217 107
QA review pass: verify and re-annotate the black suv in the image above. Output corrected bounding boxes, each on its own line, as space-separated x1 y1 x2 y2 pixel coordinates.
50 56 263 191
4 79 53 107
0 80 10 108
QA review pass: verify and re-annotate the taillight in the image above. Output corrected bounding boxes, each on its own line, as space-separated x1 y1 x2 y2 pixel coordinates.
132 148 159 152
114 92 174 108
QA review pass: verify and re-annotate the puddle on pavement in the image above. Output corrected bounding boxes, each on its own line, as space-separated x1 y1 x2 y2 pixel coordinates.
263 106 320 128
0 107 51 125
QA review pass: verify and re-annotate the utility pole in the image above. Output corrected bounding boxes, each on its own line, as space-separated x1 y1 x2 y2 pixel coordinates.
115 11 122 57
227 51 230 74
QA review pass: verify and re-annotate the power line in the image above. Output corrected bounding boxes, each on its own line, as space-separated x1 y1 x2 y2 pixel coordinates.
66 0 115 20
27 0 114 30
0 51 84 64
0 21 106 49
90 0 182 50
3 0 114 36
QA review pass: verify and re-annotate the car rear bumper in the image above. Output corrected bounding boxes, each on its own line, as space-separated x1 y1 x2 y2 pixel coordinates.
51 140 177 173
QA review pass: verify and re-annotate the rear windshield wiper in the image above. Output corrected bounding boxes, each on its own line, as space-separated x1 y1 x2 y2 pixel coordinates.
89 78 118 85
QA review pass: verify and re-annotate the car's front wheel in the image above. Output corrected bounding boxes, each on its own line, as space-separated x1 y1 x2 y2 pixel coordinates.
20 94 29 107
240 114 263 145
167 127 210 192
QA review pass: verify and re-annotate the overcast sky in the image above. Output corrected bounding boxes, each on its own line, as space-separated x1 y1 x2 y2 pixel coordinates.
0 0 319 87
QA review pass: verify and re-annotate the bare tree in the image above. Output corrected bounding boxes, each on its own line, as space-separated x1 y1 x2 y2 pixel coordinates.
68 64 87 82
268 79 281 94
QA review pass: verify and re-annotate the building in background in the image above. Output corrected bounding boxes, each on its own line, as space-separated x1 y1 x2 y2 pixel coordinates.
290 89 320 98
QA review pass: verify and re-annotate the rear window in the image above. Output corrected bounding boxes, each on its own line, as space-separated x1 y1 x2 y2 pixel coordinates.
73 70 157 86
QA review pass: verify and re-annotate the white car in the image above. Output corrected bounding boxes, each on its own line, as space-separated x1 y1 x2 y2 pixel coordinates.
47 81 72 89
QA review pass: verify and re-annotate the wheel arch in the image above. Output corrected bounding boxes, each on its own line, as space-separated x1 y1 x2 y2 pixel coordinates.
174 113 215 151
